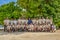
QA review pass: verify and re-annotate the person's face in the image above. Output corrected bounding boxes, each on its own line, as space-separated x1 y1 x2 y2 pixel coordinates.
28 18 30 20
29 18 30 20
42 17 44 19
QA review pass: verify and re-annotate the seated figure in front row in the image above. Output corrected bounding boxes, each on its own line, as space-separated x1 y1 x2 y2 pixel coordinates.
7 23 11 32
28 23 34 32
51 24 56 32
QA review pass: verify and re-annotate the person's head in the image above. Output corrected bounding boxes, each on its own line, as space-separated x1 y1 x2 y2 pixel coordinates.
28 18 31 20
42 17 44 19
13 23 15 25
36 18 39 20
9 23 11 26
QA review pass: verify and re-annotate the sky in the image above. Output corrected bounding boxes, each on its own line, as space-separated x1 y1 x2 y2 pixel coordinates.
0 0 17 5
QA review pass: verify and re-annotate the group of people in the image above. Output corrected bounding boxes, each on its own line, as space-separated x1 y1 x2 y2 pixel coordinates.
4 17 56 32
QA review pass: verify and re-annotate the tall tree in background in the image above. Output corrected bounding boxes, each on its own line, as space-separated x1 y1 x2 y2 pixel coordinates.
0 0 60 28
0 2 22 24
17 0 60 28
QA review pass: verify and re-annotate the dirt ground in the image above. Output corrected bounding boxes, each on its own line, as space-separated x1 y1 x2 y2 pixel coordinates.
0 30 60 40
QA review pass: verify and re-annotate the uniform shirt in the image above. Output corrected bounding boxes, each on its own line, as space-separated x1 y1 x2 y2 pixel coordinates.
54 25 56 30
42 19 46 24
38 19 42 24
43 25 46 28
52 25 56 30
40 25 43 28
32 19 36 24
36 20 39 25
18 19 22 24
21 19 26 24
45 24 48 28
7 25 11 29
20 25 25 28
26 25 28 28
28 20 33 25
48 24 51 27
25 20 28 24
10 20 14 25
4 19 10 25
46 19 50 24
49 19 53 24
16 25 20 28
12 25 15 28
13 20 17 25
34 24 37 28
29 24 34 29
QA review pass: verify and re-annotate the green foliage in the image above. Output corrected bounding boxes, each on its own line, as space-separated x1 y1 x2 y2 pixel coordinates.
0 0 60 28
0 2 22 24
17 0 60 28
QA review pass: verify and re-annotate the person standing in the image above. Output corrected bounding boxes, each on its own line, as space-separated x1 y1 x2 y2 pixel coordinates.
4 18 10 32
7 23 11 32
10 18 14 26
42 17 46 24
32 18 36 25
49 17 53 24
18 17 22 24
27 18 33 25
13 18 17 25
46 17 50 24
38 17 42 25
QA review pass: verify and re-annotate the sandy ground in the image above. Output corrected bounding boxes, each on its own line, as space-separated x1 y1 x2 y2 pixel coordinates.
0 30 60 40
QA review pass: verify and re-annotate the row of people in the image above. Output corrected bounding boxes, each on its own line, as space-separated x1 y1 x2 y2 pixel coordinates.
4 17 56 32
4 17 53 25
6 23 56 32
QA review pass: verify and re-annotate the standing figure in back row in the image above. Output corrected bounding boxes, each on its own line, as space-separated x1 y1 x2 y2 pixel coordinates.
27 18 33 25
42 17 46 24
46 17 50 24
13 18 17 26
18 17 22 24
4 18 10 32
7 23 11 32
38 17 42 25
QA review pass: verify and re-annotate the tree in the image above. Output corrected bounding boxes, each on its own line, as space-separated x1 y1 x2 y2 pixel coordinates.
0 2 22 24
17 0 60 28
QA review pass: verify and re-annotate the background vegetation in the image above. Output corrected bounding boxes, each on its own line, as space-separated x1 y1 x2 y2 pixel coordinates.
0 0 60 28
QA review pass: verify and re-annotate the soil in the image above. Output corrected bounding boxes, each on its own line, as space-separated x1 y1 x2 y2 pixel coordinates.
0 30 60 40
